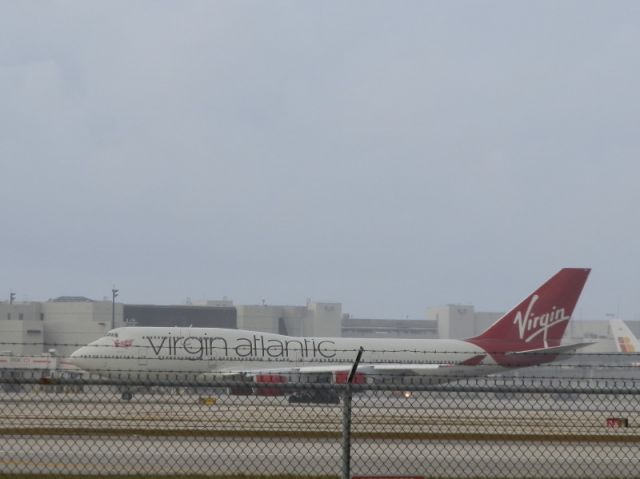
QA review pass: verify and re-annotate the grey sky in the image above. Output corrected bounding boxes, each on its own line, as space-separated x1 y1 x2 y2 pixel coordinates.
1 1 639 320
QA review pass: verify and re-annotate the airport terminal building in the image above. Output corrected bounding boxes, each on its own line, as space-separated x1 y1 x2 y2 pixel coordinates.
0 295 633 359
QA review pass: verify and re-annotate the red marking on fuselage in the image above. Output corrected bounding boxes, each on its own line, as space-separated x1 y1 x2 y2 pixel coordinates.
459 354 486 366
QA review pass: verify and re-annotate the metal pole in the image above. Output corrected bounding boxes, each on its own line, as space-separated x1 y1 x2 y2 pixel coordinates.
111 287 119 330
342 346 364 479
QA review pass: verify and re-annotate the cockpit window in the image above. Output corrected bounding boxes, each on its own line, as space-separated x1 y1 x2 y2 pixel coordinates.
105 332 119 338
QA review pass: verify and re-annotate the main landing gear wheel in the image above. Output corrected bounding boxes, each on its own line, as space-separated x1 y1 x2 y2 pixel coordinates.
288 390 340 404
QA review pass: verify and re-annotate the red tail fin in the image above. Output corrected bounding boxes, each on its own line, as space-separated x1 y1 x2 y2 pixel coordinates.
468 268 590 352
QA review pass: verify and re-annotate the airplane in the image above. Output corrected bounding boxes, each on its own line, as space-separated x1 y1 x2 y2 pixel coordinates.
609 318 640 353
70 268 591 402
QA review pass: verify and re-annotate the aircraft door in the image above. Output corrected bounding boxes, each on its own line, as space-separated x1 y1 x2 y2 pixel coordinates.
137 337 148 367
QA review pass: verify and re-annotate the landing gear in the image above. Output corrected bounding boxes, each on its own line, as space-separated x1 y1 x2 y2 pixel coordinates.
121 391 133 401
288 389 340 404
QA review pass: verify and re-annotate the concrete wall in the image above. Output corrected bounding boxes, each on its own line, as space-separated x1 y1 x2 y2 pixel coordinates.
567 320 611 340
306 302 341 337
236 305 284 334
0 302 44 356
427 304 478 339
342 318 438 338
236 304 312 336
236 302 341 337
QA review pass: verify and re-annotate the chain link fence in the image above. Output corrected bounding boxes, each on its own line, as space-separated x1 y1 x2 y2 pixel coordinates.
2 361 640 479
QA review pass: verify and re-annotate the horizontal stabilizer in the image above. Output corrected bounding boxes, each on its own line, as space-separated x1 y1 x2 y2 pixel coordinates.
505 342 594 356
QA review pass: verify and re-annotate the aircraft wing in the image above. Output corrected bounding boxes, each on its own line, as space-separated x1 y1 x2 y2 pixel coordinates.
211 358 487 384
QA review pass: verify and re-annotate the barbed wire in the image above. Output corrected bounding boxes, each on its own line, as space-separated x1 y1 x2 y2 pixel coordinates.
0 340 631 356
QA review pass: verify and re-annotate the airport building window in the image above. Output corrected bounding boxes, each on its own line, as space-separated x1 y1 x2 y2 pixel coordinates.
19 313 23 320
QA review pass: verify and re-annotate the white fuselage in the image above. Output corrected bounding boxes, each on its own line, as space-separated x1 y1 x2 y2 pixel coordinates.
70 326 500 382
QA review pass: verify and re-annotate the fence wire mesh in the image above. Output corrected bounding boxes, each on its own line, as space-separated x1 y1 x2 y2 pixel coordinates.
1 354 640 479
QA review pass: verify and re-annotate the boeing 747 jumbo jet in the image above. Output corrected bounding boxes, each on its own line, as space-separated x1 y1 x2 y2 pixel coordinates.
70 268 591 402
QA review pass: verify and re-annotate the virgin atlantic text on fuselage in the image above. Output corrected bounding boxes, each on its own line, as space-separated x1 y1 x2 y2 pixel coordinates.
142 334 338 360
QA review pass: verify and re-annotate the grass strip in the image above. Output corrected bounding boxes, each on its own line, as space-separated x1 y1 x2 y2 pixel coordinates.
0 475 338 479
1 427 640 443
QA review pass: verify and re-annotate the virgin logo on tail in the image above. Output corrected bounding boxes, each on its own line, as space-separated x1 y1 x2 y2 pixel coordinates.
467 268 590 353
513 294 570 348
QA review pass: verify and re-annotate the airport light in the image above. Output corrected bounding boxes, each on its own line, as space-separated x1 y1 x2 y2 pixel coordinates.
111 287 119 330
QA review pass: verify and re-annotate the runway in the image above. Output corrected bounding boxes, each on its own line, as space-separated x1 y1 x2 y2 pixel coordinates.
2 389 639 437
1 388 639 478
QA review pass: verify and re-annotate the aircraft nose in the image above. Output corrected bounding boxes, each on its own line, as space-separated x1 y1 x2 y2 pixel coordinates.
68 346 99 371
68 347 84 366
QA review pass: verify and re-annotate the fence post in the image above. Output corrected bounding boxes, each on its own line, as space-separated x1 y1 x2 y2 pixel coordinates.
342 346 364 479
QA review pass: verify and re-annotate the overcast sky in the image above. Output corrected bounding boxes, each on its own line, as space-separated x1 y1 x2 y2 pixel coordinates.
1 1 639 320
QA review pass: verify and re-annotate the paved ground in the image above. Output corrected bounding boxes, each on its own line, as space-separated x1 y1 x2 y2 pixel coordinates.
1 388 639 478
